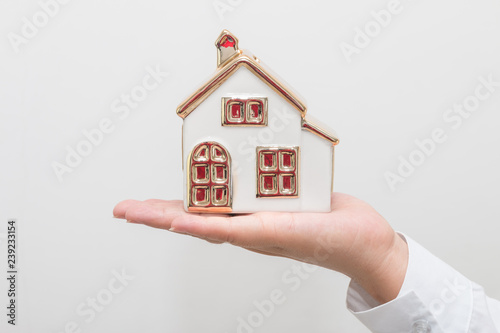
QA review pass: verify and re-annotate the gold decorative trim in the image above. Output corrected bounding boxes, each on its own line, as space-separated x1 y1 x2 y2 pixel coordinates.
211 185 229 206
247 101 263 123
256 146 300 198
181 123 184 171
211 145 227 162
187 206 233 213
187 142 233 213
191 163 209 184
221 97 268 127
301 118 339 146
223 99 245 123
177 47 307 119
279 173 296 195
215 30 240 69
258 173 278 195
193 144 210 162
211 164 228 183
278 151 296 172
259 151 277 171
331 147 335 193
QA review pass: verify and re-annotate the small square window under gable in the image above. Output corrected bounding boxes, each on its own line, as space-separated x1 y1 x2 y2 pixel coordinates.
222 97 268 126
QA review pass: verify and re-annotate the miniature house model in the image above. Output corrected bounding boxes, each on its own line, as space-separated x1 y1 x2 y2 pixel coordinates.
177 30 339 213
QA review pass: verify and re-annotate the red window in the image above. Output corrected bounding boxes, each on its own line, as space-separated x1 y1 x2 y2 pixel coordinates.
222 97 268 126
190 142 231 208
256 146 299 197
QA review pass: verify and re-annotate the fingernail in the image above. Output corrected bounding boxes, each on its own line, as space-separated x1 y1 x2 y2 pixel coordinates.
169 227 187 235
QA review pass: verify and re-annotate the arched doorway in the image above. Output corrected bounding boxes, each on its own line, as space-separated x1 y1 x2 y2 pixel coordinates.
187 142 232 213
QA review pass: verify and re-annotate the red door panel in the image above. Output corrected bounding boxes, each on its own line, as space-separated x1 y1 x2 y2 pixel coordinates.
188 142 232 212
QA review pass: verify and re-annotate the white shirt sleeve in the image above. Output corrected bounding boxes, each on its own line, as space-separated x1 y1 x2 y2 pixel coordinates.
346 234 500 333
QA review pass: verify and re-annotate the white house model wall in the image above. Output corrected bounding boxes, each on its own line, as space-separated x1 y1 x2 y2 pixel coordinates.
178 30 339 213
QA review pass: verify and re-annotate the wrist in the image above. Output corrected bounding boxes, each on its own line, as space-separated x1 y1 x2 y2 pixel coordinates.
353 232 409 304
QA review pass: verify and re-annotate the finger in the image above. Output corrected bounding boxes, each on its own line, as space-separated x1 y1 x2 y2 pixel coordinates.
331 192 368 211
169 228 225 244
113 199 180 219
124 201 188 229
170 212 293 248
113 199 142 218
118 202 304 250
116 201 236 243
204 239 225 244
243 247 285 258
121 201 277 247
145 199 182 205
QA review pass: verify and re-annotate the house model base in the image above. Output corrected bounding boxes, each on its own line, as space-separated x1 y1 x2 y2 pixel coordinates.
177 30 339 213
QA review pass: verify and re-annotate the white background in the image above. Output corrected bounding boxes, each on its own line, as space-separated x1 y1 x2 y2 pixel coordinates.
1 0 499 332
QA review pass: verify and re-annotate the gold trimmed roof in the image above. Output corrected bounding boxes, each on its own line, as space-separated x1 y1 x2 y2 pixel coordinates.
301 117 339 146
176 30 307 119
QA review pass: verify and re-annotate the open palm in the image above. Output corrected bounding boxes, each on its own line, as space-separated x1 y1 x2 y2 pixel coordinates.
113 192 408 303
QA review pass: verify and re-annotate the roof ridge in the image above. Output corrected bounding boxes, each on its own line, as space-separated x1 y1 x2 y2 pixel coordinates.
176 49 307 118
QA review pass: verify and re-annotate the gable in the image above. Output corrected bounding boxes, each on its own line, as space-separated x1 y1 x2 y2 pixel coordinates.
176 52 307 119
177 30 339 147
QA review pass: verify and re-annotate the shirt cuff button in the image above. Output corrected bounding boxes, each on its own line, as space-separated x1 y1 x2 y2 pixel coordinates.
412 320 430 333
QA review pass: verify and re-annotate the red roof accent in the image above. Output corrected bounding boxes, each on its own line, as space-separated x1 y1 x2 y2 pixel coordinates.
220 36 234 48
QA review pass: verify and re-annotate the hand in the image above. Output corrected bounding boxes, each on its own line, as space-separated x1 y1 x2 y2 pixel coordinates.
113 193 408 303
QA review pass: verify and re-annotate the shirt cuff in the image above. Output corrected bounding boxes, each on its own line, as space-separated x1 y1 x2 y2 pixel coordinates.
346 233 473 333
